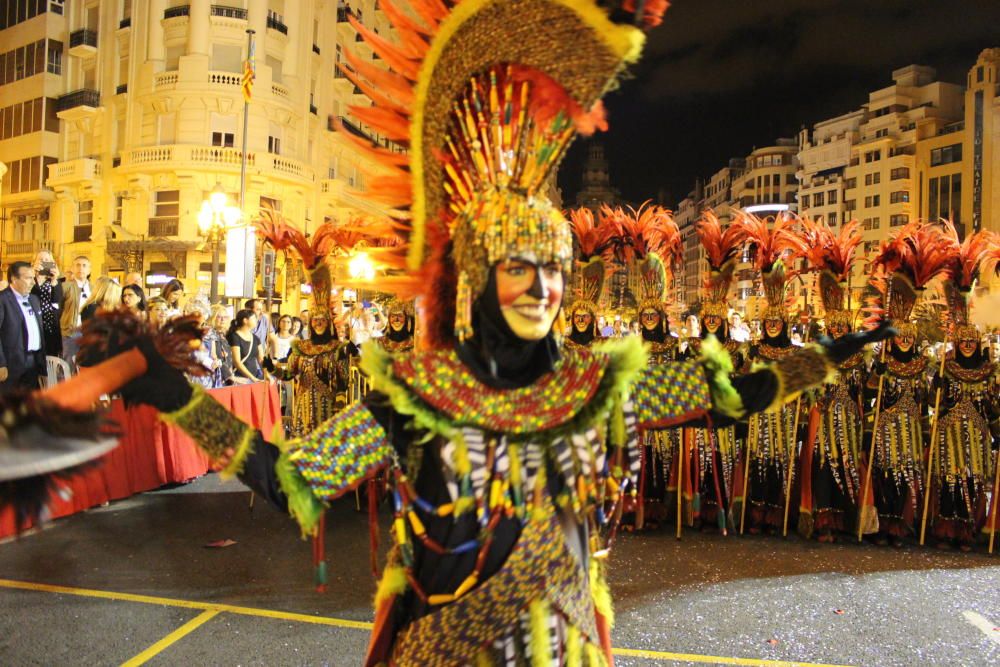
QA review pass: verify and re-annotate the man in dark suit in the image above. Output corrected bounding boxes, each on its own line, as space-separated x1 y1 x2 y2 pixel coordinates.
0 261 46 393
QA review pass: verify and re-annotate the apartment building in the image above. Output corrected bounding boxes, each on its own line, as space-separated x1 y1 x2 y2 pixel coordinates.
0 0 390 309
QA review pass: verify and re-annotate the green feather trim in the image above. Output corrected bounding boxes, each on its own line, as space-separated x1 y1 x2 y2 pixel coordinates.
529 599 553 667
275 450 326 537
566 624 582 667
373 564 408 607
699 335 746 419
589 559 614 628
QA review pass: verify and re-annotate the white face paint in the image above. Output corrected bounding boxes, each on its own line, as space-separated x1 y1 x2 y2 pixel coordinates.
496 258 564 341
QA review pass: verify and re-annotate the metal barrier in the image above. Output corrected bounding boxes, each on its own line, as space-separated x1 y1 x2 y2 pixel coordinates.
348 364 371 405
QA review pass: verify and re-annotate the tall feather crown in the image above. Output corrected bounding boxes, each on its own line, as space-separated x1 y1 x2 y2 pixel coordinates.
735 212 804 321
798 217 862 329
340 0 664 346
696 210 745 319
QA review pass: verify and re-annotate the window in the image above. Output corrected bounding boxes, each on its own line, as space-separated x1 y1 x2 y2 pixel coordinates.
828 190 837 204
763 174 770 187
845 199 856 212
260 195 281 213
862 217 881 230
800 194 809 209
0 0 50 30
114 195 124 224
930 143 962 166
864 240 880 253
0 155 52 195
844 178 857 190
890 167 910 180
150 190 180 235
864 172 881 186
864 195 881 208
813 191 825 206
890 214 908 227
827 212 837 225
212 131 235 147
864 150 881 163
875 128 889 138
268 135 281 154
928 174 962 224
78 200 93 226
889 190 909 204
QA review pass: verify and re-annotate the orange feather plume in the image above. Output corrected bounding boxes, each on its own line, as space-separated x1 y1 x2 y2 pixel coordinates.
797 216 863 281
940 220 999 289
734 211 803 273
695 210 746 269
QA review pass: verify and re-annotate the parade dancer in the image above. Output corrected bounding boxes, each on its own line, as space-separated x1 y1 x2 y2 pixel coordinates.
57 2 889 663
925 228 1000 551
734 212 806 535
797 218 867 542
379 298 416 354
684 211 747 532
565 207 616 350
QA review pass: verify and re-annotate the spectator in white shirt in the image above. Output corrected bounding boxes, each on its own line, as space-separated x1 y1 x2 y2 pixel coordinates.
0 262 46 393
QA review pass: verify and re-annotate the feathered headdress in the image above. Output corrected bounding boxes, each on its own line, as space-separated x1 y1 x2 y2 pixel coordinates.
256 212 341 317
696 210 745 320
338 0 665 347
939 221 999 339
798 217 863 330
735 211 804 322
611 203 682 324
567 206 618 321
865 220 954 338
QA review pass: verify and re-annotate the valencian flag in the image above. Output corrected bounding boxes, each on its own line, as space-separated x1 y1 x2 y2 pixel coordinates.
241 38 255 102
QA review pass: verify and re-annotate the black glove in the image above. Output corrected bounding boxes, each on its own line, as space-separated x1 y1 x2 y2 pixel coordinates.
818 319 896 365
118 336 193 412
872 359 888 375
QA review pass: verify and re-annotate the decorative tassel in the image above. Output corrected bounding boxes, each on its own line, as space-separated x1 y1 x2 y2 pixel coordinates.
373 564 408 607
528 599 553 667
455 270 474 342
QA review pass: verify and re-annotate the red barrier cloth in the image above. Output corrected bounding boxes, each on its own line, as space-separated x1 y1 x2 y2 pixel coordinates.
0 383 280 538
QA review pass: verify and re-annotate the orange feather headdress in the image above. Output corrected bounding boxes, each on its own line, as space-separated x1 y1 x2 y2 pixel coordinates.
938 221 999 337
696 210 746 319
338 0 665 347
797 217 863 329
734 211 804 322
567 206 621 319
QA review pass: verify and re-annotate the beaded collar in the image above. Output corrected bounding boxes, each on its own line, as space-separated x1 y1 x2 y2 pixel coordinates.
645 338 678 358
756 342 795 360
944 357 996 384
838 351 866 371
378 336 414 354
370 337 644 436
292 339 345 357
887 355 928 378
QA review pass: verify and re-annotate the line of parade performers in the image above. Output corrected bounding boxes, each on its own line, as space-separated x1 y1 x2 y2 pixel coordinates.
259 205 1000 556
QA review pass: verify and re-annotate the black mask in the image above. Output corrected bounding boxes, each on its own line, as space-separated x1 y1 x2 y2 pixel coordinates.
763 324 791 348
386 315 413 343
641 314 669 344
310 321 336 345
569 325 595 346
455 268 561 389
956 343 987 369
889 342 916 363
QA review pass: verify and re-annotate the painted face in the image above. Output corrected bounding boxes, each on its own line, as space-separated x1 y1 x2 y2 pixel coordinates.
572 310 593 333
389 311 407 332
311 315 329 336
640 308 660 331
828 322 849 339
764 318 784 338
703 314 722 334
495 258 563 341
893 332 915 352
958 337 979 358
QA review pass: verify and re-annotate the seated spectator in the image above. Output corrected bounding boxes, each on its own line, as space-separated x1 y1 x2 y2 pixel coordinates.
81 277 122 323
30 249 63 357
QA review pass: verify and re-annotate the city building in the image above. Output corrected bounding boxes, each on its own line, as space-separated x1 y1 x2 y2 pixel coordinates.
574 140 621 210
0 0 391 310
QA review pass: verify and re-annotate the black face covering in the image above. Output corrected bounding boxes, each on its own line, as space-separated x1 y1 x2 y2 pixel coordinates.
956 343 987 369
386 315 413 343
569 325 595 346
310 320 335 345
640 312 669 344
762 323 791 348
889 342 916 363
455 267 561 389
701 319 728 342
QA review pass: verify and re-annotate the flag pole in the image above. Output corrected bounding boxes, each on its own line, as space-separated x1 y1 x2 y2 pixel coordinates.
239 29 256 302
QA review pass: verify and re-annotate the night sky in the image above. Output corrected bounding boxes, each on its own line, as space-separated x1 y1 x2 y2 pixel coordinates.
558 0 1000 206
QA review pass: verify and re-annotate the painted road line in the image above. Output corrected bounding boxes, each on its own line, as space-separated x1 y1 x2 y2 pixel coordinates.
962 611 1000 646
611 647 853 666
120 610 219 667
0 578 373 630
0 578 853 666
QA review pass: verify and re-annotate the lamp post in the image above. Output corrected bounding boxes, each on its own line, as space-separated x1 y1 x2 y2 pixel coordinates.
198 184 241 304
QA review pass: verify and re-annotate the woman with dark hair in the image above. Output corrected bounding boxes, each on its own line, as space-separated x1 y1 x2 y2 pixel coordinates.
290 317 303 339
227 309 263 382
121 284 147 316
160 279 185 320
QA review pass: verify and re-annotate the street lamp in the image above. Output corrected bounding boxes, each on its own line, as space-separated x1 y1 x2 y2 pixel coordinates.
198 184 241 304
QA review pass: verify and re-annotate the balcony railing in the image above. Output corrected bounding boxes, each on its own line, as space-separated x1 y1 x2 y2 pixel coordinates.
119 16 131 28
164 5 190 19
73 225 93 243
120 144 313 182
56 89 100 112
211 5 247 19
266 15 287 34
3 240 62 258
70 29 98 48
149 219 179 237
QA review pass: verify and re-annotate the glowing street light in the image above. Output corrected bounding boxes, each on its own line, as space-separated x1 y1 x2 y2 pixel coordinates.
198 184 241 304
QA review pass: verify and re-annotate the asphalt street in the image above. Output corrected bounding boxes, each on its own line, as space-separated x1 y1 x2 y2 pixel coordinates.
0 473 996 666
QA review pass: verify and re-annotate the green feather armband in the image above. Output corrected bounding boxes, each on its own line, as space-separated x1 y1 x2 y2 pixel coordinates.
161 384 255 479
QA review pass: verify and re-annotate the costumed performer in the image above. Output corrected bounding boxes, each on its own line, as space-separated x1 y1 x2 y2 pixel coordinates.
69 1 890 664
564 207 617 350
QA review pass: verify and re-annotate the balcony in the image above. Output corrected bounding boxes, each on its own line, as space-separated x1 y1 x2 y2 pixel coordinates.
120 144 313 184
69 30 98 58
2 239 63 260
55 89 100 113
47 157 102 186
266 15 287 34
211 5 246 19
164 5 190 19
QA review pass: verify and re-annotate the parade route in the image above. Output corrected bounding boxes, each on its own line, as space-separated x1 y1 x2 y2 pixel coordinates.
0 474 996 666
